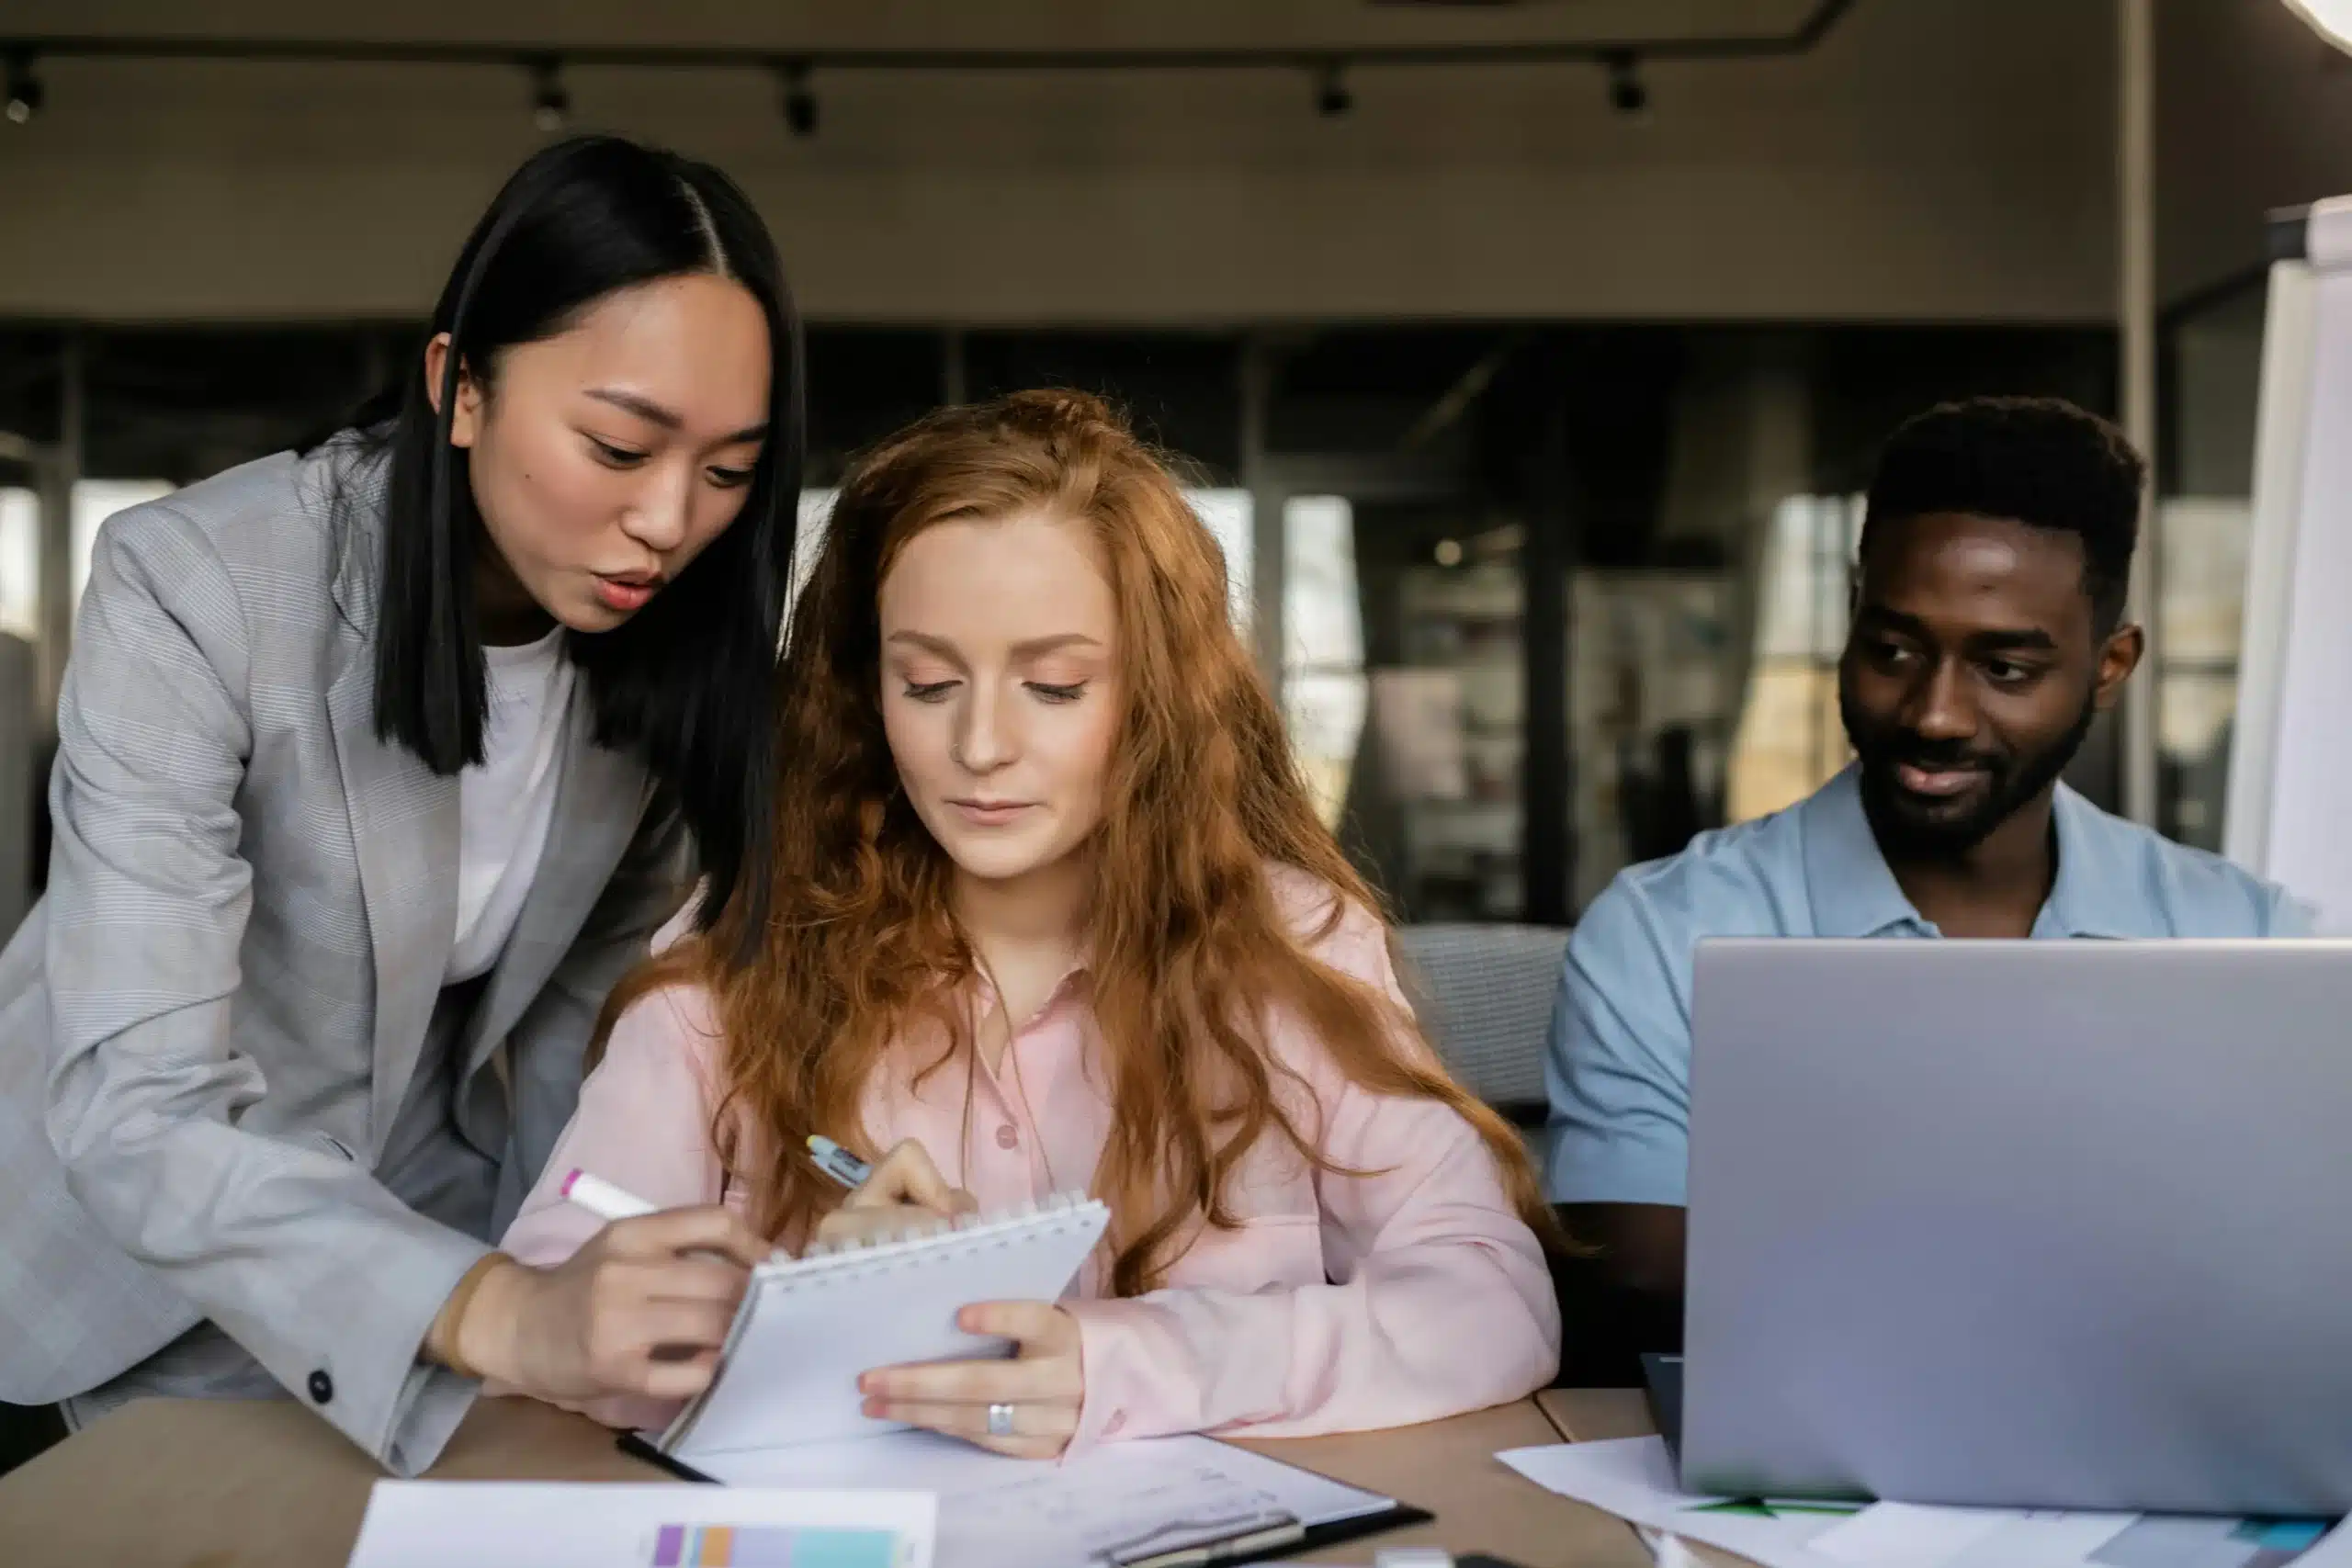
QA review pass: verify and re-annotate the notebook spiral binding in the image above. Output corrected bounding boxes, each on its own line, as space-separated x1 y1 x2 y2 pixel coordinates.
754 1190 1108 1281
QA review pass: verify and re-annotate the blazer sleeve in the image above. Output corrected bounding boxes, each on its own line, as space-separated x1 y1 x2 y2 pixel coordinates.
40 505 492 1475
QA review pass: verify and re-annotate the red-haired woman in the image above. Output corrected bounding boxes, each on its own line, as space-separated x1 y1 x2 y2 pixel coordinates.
460 390 1563 1457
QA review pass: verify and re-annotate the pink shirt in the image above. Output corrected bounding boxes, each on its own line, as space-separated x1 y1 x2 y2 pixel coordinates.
496 873 1561 1451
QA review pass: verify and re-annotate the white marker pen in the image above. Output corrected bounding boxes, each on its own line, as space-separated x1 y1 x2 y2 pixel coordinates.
559 1168 658 1222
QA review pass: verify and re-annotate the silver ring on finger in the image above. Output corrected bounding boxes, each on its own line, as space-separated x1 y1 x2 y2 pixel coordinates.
988 1402 1016 1438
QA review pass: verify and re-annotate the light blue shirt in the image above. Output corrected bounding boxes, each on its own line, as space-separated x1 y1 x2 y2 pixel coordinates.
1543 764 2310 1207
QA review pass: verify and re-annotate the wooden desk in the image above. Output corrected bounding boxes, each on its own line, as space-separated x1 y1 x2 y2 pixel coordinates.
0 1395 1654 1568
1538 1387 1656 1444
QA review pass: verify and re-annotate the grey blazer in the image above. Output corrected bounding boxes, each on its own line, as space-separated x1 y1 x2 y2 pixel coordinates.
0 438 692 1472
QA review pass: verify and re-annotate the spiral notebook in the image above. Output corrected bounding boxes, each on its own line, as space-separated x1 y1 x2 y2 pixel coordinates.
645 1192 1114 1463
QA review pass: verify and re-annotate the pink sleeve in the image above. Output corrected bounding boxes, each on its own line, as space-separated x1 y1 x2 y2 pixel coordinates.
1063 894 1561 1451
491 983 732 1432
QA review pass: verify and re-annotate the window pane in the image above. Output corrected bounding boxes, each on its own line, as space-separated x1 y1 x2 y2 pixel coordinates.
1282 495 1362 671
1725 494 1860 825
1441 571 1525 917
1188 488 1252 634
0 490 36 642
1281 495 1368 834
2157 497 2252 852
786 488 838 641
1572 571 1734 910
1370 511 1522 921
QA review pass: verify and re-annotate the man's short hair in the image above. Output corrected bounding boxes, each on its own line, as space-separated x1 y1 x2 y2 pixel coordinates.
1860 396 2146 635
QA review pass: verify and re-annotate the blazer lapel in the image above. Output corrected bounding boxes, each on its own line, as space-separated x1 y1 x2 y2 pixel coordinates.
457 694 650 1095
325 477 460 1159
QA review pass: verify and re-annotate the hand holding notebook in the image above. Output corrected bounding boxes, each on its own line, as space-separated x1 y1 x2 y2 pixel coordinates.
808 1140 1083 1456
560 1172 1112 1466
858 1296 1085 1459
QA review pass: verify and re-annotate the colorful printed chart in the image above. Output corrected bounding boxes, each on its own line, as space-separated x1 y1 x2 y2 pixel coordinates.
650 1522 909 1568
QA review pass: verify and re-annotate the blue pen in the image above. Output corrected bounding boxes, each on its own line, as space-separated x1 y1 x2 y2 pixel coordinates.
806 1134 872 1190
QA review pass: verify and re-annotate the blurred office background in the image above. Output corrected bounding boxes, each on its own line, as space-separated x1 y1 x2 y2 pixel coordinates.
5 0 2352 946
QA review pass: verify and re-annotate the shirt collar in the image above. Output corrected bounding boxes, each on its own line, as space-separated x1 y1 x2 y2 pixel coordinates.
967 960 1093 1032
2037 783 2159 940
1799 764 2150 940
1801 767 1930 938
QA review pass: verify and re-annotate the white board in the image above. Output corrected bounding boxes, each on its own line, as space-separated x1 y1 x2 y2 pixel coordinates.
2225 197 2352 931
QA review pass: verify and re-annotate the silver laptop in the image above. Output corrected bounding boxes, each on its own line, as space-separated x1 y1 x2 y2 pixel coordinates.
1681 938 2352 1516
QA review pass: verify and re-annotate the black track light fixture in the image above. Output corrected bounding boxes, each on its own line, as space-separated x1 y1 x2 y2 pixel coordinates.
5 49 42 125
780 59 818 138
1315 59 1353 118
529 56 570 133
1605 50 1648 117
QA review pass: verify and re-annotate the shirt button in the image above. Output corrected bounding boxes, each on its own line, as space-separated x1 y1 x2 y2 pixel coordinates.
1103 1411 1127 1437
995 1123 1020 1150
307 1369 334 1404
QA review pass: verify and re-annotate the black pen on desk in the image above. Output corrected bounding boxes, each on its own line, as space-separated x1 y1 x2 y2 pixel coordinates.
807 1134 872 1190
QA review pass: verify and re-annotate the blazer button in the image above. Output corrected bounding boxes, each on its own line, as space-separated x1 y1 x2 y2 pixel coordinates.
308 1369 334 1405
995 1123 1020 1150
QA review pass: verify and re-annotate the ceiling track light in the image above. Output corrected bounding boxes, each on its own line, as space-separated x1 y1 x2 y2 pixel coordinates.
1314 59 1352 118
528 55 569 133
779 58 818 138
1605 49 1648 117
5 48 41 125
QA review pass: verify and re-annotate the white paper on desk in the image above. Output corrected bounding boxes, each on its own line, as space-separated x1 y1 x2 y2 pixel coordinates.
345 1482 934 1568
1496 1438 2352 1568
697 1428 1396 1568
1809 1501 2135 1568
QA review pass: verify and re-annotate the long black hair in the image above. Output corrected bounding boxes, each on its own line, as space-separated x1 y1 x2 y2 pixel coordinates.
352 132 803 946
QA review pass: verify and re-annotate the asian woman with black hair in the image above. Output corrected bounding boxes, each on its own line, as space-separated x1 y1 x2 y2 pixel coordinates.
0 133 797 1474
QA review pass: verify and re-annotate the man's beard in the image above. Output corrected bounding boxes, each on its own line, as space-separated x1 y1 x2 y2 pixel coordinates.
1839 684 2098 860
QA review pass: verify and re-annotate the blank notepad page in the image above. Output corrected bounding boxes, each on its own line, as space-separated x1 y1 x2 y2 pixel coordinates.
664 1194 1111 1461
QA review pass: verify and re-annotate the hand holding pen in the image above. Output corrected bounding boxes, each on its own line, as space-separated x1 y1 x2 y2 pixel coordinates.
808 1136 980 1249
559 1134 972 1249
433 1179 766 1411
559 1136 867 1224
460 1141 881 1412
